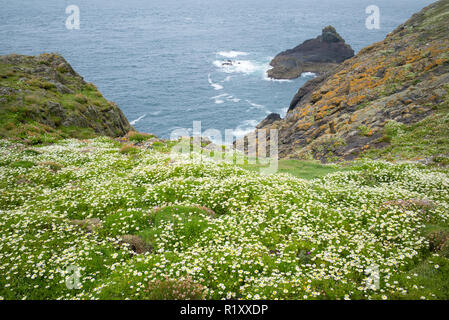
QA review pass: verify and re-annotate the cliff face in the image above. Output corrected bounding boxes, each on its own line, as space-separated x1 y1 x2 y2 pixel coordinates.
0 53 132 143
267 26 354 80
260 0 449 162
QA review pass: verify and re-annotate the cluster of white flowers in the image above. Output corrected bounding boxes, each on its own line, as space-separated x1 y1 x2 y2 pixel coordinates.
0 137 448 300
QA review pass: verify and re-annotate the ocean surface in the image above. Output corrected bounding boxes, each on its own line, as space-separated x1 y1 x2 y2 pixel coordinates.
0 0 432 140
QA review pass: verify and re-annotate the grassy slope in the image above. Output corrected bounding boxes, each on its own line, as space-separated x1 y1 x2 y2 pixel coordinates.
0 1 448 301
240 159 342 180
1 137 449 300
0 53 130 145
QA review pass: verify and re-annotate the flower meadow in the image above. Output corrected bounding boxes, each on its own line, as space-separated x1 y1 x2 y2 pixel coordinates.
0 137 449 300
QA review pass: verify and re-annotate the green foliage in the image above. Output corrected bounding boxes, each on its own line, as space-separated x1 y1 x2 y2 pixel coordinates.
383 120 406 142
102 209 150 236
74 94 88 104
357 125 372 136
10 160 36 168
0 55 130 144
1 138 448 300
26 78 56 90
119 144 140 155
140 206 213 250
241 159 342 180
364 98 449 162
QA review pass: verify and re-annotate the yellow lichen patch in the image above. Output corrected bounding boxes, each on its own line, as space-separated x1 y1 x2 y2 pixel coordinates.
319 124 328 132
310 92 322 103
315 110 327 120
299 104 312 118
424 58 447 71
323 90 337 100
350 76 381 94
349 113 357 123
297 122 313 131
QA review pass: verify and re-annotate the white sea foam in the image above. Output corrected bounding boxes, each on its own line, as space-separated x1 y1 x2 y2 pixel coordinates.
211 93 228 104
208 73 224 90
217 51 249 58
211 93 229 99
213 60 262 74
211 83 223 90
227 95 241 103
301 72 317 78
246 100 265 109
246 100 270 114
130 114 146 125
211 93 241 104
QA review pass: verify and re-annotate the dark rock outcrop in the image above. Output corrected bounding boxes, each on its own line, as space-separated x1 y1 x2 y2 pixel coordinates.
267 26 354 80
288 73 330 112
257 113 281 129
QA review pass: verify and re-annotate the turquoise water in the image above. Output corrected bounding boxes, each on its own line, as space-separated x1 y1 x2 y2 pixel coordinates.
0 0 432 139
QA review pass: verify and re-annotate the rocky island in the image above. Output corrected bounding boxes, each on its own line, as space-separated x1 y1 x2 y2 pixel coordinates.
267 26 355 80
0 53 132 143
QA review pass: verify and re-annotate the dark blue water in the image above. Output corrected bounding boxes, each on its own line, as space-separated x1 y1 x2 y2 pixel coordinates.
0 0 432 139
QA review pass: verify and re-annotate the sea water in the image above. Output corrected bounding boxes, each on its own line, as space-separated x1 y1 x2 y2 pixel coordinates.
0 0 432 140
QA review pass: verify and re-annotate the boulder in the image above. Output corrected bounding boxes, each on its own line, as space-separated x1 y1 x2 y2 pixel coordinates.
119 235 152 254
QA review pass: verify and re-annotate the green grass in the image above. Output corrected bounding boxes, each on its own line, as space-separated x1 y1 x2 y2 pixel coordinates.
364 98 449 163
240 159 343 180
127 131 156 143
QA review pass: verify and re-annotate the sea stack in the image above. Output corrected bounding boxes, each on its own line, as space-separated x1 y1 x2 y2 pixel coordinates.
267 26 354 80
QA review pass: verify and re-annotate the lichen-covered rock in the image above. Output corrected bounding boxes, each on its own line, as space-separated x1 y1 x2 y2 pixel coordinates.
258 0 449 162
267 26 354 80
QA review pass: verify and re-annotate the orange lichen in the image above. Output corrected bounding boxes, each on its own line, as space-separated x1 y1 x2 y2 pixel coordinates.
319 124 328 132
315 110 327 120
297 122 313 131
